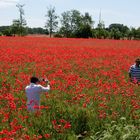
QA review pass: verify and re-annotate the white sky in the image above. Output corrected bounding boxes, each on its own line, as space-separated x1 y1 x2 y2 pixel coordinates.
0 0 140 28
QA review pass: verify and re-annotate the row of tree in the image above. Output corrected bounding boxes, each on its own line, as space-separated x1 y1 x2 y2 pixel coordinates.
0 26 48 36
0 5 140 40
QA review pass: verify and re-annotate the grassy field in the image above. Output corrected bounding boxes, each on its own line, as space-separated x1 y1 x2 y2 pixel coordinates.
0 37 140 139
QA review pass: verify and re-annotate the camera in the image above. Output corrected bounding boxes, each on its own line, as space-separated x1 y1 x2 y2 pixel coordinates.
42 78 50 84
42 78 45 81
39 78 48 82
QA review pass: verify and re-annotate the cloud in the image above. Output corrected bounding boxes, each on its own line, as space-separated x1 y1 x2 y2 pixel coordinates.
0 0 20 8
0 0 19 3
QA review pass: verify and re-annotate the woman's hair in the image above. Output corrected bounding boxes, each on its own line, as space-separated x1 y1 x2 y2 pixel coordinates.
30 77 39 83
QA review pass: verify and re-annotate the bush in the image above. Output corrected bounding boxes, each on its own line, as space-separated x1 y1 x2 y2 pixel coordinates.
54 33 63 38
3 28 12 36
0 32 2 36
73 109 90 135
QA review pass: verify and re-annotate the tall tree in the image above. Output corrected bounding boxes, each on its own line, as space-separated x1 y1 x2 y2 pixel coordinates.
60 11 72 37
109 24 129 39
75 12 93 38
60 10 82 37
45 6 58 37
70 10 82 35
14 4 27 36
82 12 93 27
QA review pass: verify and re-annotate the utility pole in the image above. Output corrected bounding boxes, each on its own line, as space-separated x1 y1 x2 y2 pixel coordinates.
99 9 102 24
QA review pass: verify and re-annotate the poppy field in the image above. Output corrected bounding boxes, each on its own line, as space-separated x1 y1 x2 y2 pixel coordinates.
0 37 140 139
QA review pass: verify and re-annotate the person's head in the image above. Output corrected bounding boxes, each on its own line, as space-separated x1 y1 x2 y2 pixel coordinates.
135 58 140 67
30 77 40 84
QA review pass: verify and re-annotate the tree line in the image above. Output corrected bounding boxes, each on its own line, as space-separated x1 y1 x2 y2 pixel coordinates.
0 5 140 40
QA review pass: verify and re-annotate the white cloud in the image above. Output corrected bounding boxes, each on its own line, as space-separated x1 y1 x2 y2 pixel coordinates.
0 0 20 8
0 0 19 3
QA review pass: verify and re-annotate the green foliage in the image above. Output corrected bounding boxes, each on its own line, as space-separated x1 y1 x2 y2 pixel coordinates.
0 32 3 36
0 26 10 35
73 109 90 135
2 28 12 36
108 24 130 39
60 10 93 38
110 28 122 40
129 27 140 40
60 11 74 37
93 28 109 39
27 27 49 35
75 24 92 38
11 19 27 36
90 118 140 140
82 12 94 27
60 10 82 37
53 33 63 38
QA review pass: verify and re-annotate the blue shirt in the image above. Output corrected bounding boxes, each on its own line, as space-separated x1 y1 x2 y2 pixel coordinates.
129 64 140 82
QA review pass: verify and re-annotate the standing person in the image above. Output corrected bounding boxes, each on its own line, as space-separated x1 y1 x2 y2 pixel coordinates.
25 77 50 111
129 58 140 83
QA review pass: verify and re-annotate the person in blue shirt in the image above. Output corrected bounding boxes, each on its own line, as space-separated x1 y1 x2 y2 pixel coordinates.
129 58 140 83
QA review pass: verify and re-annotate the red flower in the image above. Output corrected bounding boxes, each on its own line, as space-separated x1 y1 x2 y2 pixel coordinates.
63 122 71 129
44 133 51 138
